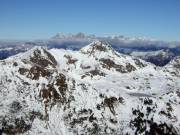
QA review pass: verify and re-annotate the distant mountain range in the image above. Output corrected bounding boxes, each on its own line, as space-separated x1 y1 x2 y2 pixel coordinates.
129 49 175 66
0 33 180 66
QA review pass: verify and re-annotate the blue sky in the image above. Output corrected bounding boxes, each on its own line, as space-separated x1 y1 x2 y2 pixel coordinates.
0 0 179 41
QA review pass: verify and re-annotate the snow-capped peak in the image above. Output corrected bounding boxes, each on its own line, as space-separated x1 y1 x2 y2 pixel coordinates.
17 46 57 68
80 40 117 56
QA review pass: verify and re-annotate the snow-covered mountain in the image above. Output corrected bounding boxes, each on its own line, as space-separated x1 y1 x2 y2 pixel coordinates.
0 41 180 135
130 49 175 66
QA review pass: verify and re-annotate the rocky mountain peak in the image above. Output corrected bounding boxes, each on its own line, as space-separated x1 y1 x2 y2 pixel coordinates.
22 46 57 68
80 41 116 55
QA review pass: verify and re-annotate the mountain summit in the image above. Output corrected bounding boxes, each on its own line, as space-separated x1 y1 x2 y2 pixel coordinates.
80 41 120 59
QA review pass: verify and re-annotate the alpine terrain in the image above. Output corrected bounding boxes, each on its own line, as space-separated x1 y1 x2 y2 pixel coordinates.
0 41 180 135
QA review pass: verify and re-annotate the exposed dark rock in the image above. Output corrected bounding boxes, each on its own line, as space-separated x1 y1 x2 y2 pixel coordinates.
93 43 107 52
89 69 105 76
10 101 22 113
80 64 91 69
13 62 18 67
89 122 100 134
56 73 68 103
96 104 101 110
1 116 32 134
176 91 180 97
79 108 88 114
143 98 153 105
134 59 146 68
159 110 172 118
103 97 118 115
64 55 78 65
39 84 63 104
126 63 136 72
29 111 44 121
99 93 105 98
110 118 117 124
118 96 124 103
40 88 52 101
19 66 53 80
70 116 88 127
89 113 97 122
99 58 117 70
99 58 136 73
148 122 177 135
28 66 51 80
30 48 57 68
18 68 29 75
81 69 106 79
23 82 30 85
78 83 88 90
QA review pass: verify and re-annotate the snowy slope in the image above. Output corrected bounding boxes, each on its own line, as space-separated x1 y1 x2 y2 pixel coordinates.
0 41 180 135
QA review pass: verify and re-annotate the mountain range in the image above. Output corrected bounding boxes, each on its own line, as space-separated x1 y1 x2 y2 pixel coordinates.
0 33 180 67
0 41 180 135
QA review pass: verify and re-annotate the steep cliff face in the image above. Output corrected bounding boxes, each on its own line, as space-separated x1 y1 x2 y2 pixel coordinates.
0 41 180 135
